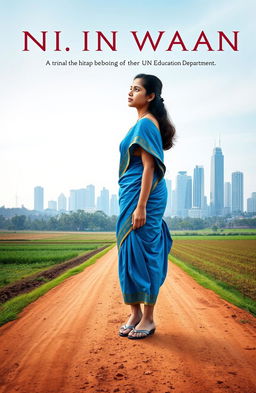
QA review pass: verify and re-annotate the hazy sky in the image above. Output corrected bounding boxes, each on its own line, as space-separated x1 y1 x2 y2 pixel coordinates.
1 0 255 210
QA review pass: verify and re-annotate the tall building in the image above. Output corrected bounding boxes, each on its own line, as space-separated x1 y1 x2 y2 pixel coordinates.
97 187 110 215
69 189 77 212
247 192 256 213
165 178 172 217
193 165 204 208
76 188 86 210
110 194 119 216
210 146 224 216
58 193 67 211
34 186 44 211
232 171 244 214
203 195 208 209
68 186 96 213
224 182 231 215
176 171 192 218
85 184 95 209
188 165 206 218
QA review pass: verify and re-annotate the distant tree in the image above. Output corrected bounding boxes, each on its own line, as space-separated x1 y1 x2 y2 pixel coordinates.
11 215 26 230
0 215 6 229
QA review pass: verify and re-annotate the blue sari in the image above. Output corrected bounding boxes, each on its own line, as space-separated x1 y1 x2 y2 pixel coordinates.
116 117 173 305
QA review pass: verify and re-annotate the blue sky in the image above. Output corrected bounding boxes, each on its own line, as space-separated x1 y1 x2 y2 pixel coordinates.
1 0 255 209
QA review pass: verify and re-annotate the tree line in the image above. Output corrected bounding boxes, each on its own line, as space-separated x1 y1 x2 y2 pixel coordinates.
0 209 255 231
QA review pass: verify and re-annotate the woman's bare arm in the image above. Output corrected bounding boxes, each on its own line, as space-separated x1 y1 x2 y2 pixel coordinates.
132 146 155 230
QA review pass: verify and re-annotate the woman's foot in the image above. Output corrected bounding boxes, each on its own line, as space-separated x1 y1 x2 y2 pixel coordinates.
128 318 156 338
119 310 143 336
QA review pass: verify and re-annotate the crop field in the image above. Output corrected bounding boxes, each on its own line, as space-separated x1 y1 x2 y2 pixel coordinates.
0 243 103 288
170 238 256 301
0 231 117 242
0 231 116 289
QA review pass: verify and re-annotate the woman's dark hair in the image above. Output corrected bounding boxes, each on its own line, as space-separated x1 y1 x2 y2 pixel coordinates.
134 73 176 150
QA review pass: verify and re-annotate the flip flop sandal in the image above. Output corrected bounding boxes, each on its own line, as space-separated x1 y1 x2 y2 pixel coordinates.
119 321 140 337
127 327 156 339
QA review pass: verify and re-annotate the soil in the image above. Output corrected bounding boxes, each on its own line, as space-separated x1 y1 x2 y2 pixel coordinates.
0 245 255 393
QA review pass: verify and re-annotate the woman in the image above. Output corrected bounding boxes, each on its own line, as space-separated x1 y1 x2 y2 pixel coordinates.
116 73 176 339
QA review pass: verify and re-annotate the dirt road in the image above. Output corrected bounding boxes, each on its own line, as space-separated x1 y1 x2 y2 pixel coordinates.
0 245 255 393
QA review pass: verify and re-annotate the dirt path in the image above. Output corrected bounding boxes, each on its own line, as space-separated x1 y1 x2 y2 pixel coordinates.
0 245 255 393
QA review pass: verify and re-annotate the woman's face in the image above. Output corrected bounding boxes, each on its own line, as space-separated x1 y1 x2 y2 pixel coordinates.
128 78 153 108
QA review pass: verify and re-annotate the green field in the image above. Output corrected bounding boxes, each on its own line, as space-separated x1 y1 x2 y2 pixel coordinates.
0 243 104 288
170 237 256 315
0 231 117 288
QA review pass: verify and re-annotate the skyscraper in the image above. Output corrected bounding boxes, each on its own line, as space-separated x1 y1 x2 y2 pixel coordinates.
34 186 44 211
224 182 231 215
110 194 119 216
210 146 224 216
67 186 96 213
97 187 110 215
193 165 204 208
69 189 77 212
176 171 191 218
85 184 95 210
58 193 67 211
76 188 86 210
232 171 244 214
247 192 256 213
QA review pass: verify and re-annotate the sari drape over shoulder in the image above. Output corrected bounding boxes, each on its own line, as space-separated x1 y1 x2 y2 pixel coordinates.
116 118 173 305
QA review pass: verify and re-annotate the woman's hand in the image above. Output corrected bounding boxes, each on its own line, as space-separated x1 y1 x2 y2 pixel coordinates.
132 205 146 230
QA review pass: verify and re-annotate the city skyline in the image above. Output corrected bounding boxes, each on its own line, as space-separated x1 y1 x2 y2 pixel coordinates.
4 140 253 214
28 141 254 218
30 173 253 218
